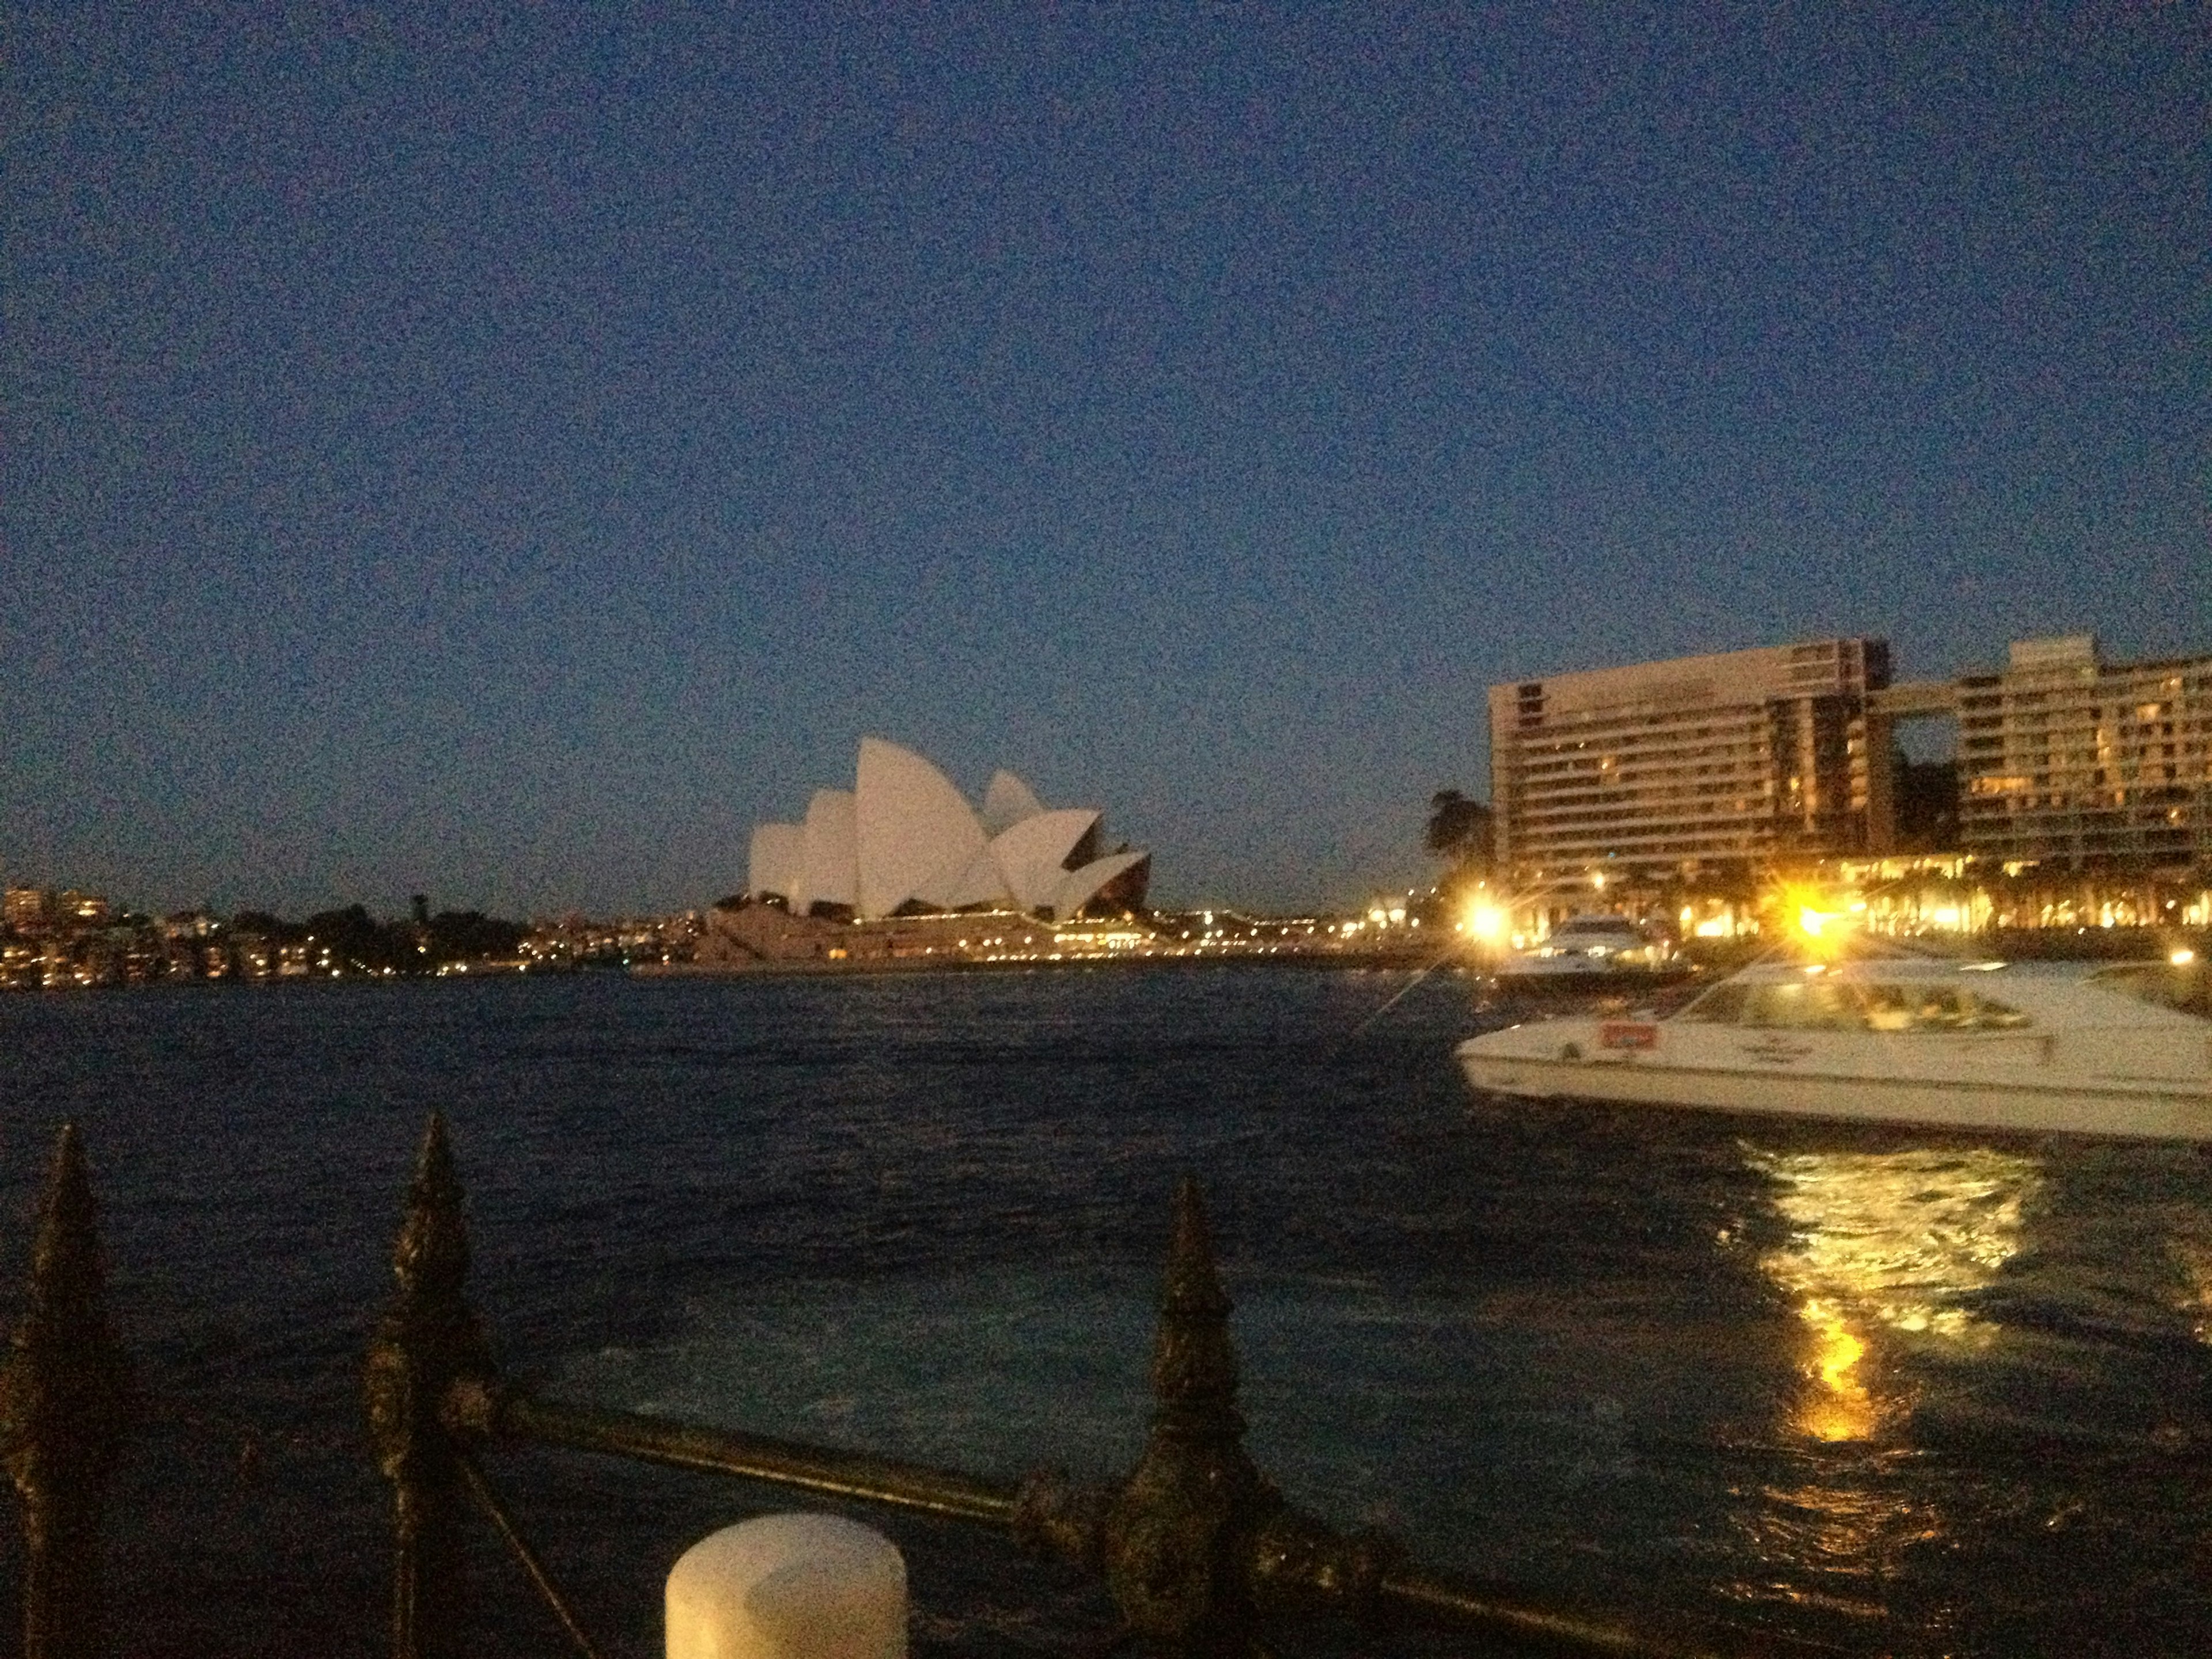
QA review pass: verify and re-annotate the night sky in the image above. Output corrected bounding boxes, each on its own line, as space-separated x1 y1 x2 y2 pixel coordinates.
6 6 2206 916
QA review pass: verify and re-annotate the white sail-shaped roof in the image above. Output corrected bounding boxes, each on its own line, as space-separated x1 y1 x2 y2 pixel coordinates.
980 770 1048 836
989 809 1101 911
935 846 1016 910
748 823 805 902
747 738 1146 924
1053 850 1149 919
855 738 988 918
796 789 858 912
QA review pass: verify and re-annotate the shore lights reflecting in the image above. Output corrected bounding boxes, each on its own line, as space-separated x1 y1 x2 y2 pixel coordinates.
1747 1146 2044 1442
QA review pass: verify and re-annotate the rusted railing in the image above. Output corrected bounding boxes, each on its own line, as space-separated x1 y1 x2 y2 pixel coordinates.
366 1113 1835 1659
1 1125 135 1659
0 1119 1835 1658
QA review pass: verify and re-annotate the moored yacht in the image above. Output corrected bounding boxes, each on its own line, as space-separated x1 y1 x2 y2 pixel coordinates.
1457 953 2212 1141
1490 914 1677 983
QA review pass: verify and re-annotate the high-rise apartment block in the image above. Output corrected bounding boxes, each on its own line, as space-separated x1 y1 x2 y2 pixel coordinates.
1489 639 1892 885
3 888 52 933
1957 636 2212 868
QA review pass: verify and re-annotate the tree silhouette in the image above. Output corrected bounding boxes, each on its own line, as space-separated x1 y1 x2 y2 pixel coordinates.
1426 790 1494 875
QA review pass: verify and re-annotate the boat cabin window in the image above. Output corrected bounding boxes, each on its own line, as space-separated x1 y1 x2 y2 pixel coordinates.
1859 983 2032 1032
1544 922 1644 949
1738 981 1867 1031
1674 983 1751 1023
2089 964 2211 1019
1671 978 2033 1032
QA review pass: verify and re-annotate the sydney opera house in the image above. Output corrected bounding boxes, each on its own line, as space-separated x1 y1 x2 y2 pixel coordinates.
701 740 1150 968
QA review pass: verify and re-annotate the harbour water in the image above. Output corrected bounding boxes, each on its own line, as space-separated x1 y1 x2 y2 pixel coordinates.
2 967 2210 1656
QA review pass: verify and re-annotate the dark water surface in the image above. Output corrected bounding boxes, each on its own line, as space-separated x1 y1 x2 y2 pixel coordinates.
2 968 2210 1656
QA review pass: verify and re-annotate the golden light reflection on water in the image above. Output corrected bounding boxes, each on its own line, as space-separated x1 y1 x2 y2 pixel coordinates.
1734 1146 2044 1607
2165 1234 2212 1344
1747 1145 2044 1442
1796 1298 1874 1443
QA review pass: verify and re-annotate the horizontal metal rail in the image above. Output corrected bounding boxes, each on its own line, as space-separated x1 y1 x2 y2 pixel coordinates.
480 1391 1021 1528
1376 1568 1719 1658
373 1116 1842 1659
458 1383 1830 1659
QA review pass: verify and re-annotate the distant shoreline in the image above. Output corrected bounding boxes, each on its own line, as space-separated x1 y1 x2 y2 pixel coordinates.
632 948 1452 979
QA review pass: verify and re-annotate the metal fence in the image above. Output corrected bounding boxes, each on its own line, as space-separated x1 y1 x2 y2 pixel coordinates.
1 1126 133 1659
2 1119 1835 1658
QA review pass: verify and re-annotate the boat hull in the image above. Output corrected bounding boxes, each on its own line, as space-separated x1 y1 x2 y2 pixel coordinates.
1455 1043 2212 1142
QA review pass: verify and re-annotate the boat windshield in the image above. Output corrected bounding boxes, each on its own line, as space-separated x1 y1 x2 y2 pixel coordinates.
2089 964 2211 1020
1672 977 2033 1032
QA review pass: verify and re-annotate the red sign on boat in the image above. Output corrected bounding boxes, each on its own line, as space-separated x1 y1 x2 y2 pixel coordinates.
1600 1022 1660 1051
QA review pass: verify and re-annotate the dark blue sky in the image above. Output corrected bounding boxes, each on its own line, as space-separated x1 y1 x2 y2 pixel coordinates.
6 5 2206 915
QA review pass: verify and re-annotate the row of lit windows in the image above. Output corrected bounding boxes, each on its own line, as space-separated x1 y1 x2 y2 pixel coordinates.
1961 795 2202 817
1518 766 1767 794
1518 777 1775 801
1516 805 1868 847
1513 791 1770 818
1973 706 2207 729
1513 769 1870 813
1509 725 1772 759
1965 738 2206 757
1517 748 1766 778
1969 765 2212 793
1506 725 1868 767
1502 695 1864 739
1964 830 2200 851
1516 778 1787 805
1963 722 2209 744
1522 746 1870 778
1513 729 1771 759
1516 818 1870 851
1514 738 1869 774
1512 774 1868 809
1516 804 1780 834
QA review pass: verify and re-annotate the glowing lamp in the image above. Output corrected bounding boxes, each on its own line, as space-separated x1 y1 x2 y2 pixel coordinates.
1463 901 1508 944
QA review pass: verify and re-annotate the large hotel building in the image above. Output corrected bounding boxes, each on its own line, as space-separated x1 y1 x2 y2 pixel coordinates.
1489 635 2212 887
1956 635 2212 868
1490 639 1894 885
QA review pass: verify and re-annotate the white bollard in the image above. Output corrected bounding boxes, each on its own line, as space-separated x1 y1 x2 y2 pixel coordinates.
667 1513 907 1659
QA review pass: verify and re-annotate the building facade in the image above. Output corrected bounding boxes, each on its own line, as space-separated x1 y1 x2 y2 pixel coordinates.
1489 639 1893 887
1957 636 2212 869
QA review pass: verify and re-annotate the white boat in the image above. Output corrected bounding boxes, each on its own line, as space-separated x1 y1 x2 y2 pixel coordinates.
1491 914 1675 982
1457 954 2212 1141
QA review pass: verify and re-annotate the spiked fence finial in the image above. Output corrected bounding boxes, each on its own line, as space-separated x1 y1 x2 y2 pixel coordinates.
1101 1176 1272 1655
391 1112 471 1304
366 1112 494 1659
1149 1176 1241 1438
1 1123 135 1659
